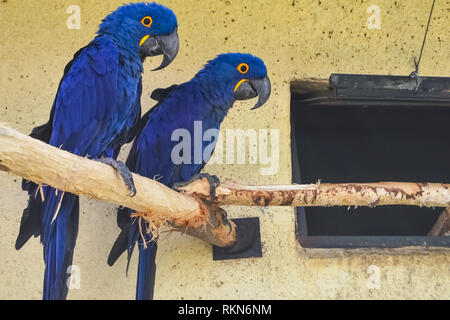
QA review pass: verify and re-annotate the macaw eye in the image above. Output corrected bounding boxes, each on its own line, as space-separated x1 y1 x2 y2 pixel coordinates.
141 16 153 27
237 63 249 74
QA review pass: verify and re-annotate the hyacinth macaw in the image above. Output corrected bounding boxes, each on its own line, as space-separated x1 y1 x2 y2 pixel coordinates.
108 53 271 299
15 2 179 300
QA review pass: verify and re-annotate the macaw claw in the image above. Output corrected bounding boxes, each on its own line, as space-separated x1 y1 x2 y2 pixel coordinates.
97 158 136 197
174 173 220 200
219 208 233 235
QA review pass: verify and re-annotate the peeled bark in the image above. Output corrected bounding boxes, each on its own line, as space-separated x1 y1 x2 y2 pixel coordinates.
177 179 450 208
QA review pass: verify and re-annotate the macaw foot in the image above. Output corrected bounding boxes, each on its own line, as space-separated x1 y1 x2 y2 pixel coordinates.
97 158 136 196
219 207 233 235
174 173 220 200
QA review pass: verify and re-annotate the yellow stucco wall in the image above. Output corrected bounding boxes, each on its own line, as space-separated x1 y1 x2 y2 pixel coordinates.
0 0 449 299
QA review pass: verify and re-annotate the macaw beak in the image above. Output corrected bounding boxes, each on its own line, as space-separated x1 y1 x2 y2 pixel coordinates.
139 27 179 71
233 76 271 110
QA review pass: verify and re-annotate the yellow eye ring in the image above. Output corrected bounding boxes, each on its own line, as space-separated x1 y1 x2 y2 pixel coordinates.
237 63 249 74
141 16 153 28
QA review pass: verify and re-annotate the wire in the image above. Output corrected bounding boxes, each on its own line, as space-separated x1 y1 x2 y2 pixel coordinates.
411 0 436 77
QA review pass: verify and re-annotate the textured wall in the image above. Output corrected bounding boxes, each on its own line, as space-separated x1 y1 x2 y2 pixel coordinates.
0 0 449 299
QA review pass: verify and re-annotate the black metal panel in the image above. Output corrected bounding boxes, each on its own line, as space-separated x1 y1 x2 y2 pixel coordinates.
213 217 262 261
329 74 450 102
298 233 450 249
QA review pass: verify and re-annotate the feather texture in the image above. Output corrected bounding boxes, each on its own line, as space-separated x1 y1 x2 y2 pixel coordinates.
17 36 142 300
110 53 269 300
17 1 178 300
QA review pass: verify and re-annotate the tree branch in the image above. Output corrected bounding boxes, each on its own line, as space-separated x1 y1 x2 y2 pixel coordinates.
0 125 235 247
428 208 450 236
178 180 450 208
1 124 449 250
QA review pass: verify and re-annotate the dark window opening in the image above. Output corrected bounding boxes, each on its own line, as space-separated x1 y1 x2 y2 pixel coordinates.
291 75 450 249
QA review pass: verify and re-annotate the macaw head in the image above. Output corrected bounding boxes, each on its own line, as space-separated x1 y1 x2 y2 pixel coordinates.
98 2 179 70
197 53 271 110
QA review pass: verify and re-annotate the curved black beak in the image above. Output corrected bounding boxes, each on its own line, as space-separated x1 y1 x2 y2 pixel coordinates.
139 28 179 71
233 76 271 110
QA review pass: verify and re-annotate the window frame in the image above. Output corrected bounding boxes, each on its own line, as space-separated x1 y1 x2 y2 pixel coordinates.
291 75 450 251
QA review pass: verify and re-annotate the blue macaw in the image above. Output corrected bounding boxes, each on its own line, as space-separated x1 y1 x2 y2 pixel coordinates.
108 53 271 299
15 2 179 300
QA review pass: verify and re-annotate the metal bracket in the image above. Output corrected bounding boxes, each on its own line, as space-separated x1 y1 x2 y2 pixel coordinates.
212 217 262 261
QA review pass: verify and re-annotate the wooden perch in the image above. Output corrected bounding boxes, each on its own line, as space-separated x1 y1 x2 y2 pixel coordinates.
0 124 449 250
0 125 235 248
178 179 450 208
428 208 450 236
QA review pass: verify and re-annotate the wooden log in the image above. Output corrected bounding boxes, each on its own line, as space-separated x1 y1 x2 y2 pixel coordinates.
178 180 450 208
428 208 450 236
0 124 236 247
1 124 450 249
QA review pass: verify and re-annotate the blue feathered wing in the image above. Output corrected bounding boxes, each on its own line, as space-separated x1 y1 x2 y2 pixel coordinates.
109 82 217 300
17 36 123 300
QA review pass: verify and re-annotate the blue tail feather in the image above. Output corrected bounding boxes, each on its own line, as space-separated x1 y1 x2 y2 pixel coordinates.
108 206 158 300
41 188 79 300
136 237 158 300
128 213 158 300
15 181 44 250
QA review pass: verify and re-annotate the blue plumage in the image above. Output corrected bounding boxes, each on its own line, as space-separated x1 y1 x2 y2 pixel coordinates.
109 53 270 299
16 2 178 300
